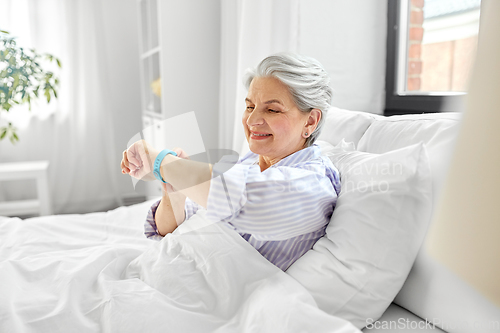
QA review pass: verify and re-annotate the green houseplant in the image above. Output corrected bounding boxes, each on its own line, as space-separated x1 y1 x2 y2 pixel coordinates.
0 30 61 143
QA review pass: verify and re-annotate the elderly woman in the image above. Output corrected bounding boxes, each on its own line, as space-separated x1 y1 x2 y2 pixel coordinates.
121 53 340 271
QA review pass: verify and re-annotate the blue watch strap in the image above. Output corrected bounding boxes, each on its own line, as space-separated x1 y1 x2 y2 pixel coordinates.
153 149 178 183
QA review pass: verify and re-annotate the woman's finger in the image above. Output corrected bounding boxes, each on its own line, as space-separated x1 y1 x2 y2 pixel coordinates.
122 150 130 168
129 169 138 177
127 146 143 170
121 151 131 174
123 152 137 171
121 160 130 174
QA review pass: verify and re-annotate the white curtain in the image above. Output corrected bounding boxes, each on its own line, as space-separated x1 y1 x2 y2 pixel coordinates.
219 0 300 155
0 0 122 213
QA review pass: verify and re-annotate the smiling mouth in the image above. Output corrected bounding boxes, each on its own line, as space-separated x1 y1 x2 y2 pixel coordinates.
252 133 272 137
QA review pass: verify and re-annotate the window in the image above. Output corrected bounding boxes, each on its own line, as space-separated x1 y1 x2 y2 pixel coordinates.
385 0 481 115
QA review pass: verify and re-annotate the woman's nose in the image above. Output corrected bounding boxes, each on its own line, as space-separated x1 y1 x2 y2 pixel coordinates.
246 109 265 126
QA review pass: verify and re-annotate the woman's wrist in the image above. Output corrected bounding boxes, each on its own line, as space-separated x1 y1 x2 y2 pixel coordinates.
159 153 178 183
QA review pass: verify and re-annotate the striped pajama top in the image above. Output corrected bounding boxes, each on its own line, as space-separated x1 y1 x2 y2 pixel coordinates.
145 144 341 271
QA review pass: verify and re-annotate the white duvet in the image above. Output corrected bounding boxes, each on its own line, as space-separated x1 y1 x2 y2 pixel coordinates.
0 201 360 333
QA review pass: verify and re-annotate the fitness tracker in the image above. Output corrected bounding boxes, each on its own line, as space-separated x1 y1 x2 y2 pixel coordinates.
153 149 178 183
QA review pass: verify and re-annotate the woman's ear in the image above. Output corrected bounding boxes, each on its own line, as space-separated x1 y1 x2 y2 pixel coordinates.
305 109 321 134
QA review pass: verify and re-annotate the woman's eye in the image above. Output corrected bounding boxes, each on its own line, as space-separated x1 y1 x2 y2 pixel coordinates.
268 109 280 113
246 106 254 112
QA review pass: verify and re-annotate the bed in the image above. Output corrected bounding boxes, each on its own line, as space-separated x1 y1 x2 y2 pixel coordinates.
0 200 360 332
2 107 498 332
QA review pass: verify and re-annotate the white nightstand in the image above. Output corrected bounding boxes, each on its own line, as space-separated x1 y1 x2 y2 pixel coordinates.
0 161 53 217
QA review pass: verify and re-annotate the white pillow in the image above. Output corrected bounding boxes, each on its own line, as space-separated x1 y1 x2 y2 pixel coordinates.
357 115 460 205
317 106 379 147
286 141 433 329
316 139 355 155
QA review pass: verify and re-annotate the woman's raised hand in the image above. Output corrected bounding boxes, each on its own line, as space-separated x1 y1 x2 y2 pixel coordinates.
121 142 190 183
121 140 159 181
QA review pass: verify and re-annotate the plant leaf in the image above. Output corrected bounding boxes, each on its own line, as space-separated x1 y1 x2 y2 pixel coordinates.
44 89 51 103
0 33 61 113
2 102 11 111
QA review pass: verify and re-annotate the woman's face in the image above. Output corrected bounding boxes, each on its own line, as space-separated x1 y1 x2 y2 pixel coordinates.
242 76 311 162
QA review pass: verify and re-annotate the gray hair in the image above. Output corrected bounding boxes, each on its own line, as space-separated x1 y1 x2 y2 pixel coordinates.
243 52 333 147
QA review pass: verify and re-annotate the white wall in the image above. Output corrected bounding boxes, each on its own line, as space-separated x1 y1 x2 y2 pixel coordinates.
101 0 143 200
299 0 388 115
159 0 221 150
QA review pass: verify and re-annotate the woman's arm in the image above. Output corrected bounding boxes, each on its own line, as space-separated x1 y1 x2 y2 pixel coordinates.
160 154 212 209
145 195 202 239
155 183 187 236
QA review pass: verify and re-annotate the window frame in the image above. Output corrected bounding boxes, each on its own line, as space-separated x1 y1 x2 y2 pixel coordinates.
384 0 466 116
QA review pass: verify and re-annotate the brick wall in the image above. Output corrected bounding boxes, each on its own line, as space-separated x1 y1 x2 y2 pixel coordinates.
407 0 424 91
